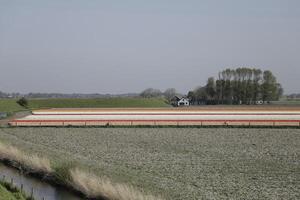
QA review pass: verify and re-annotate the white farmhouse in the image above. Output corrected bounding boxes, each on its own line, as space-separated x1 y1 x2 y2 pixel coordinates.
171 96 190 107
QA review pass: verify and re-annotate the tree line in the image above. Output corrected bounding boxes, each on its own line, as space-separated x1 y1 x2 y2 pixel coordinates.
139 68 284 105
188 68 283 105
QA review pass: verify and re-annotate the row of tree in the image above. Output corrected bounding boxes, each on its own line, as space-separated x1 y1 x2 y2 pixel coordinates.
188 68 283 105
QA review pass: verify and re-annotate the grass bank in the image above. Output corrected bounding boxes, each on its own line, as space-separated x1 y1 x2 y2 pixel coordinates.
0 98 169 112
27 97 169 109
0 142 163 200
0 99 26 116
0 97 169 119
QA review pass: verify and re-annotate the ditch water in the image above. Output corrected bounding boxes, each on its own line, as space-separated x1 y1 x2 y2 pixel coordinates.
0 163 83 200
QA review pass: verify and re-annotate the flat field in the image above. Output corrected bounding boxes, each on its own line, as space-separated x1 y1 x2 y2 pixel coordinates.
0 98 169 112
27 97 169 109
0 99 25 114
0 127 299 199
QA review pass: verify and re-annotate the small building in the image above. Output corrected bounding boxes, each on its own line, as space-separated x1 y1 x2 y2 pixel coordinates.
171 96 190 107
255 100 264 105
0 112 7 119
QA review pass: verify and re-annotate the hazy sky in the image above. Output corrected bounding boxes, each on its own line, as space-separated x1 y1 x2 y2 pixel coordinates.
1 0 300 94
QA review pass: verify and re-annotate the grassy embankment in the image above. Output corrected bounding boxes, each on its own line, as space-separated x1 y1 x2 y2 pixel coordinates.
27 98 169 109
2 97 300 115
0 97 169 112
0 97 169 120
0 99 26 116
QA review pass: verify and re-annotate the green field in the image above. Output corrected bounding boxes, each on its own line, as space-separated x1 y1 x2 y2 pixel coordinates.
0 97 169 113
0 127 299 200
0 99 26 115
27 97 169 109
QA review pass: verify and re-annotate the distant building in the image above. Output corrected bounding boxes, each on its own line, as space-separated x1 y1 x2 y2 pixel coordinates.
255 100 264 105
171 96 190 107
0 112 7 119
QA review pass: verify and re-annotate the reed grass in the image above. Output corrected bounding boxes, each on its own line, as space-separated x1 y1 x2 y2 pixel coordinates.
0 142 52 174
69 168 163 200
0 142 163 200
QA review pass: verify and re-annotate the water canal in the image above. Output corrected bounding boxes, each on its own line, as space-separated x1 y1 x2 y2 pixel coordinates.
0 163 83 200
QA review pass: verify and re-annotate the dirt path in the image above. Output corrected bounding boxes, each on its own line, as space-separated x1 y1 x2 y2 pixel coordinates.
0 111 31 126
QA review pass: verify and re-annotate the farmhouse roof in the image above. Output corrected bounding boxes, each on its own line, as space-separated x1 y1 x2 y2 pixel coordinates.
172 95 189 101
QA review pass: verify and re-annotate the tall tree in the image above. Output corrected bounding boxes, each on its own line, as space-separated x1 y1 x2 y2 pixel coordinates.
206 77 216 104
140 88 162 98
245 68 254 104
195 86 207 104
253 69 262 103
261 70 278 102
223 69 233 104
164 88 177 102
276 83 284 100
188 67 282 105
187 91 196 105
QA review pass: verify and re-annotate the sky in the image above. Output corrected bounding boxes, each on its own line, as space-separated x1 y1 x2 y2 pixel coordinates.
0 0 300 94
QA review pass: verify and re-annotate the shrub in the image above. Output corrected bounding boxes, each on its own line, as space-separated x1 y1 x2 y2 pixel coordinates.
16 97 28 108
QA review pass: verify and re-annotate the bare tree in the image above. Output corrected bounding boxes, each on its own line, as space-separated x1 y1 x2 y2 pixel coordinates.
140 88 162 98
164 88 177 102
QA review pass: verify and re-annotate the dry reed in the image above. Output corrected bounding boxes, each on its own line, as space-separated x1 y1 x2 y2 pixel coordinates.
0 142 52 174
70 168 164 200
0 142 163 200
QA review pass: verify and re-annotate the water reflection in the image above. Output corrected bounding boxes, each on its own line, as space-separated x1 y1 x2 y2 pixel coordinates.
0 163 82 200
